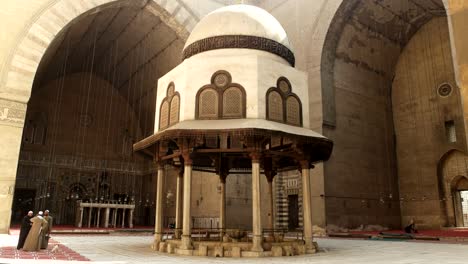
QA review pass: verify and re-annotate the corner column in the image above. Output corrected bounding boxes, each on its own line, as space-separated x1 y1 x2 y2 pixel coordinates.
300 160 316 253
175 169 183 239
250 152 263 252
129 209 134 228
104 207 110 228
219 174 227 235
180 153 193 250
78 206 84 228
154 163 165 244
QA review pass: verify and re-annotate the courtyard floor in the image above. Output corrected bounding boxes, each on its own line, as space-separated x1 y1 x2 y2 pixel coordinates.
1 233 468 264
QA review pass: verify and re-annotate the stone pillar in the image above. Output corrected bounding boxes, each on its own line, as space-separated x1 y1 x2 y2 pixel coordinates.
219 175 226 233
267 179 274 230
264 159 276 231
113 208 118 227
180 155 193 250
250 152 263 252
129 209 134 228
78 206 84 228
175 169 183 238
121 209 126 228
300 160 315 253
155 164 165 243
104 207 110 228
96 208 101 227
0 98 26 233
87 207 92 228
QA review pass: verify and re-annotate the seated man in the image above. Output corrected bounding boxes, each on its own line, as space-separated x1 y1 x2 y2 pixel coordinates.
404 219 417 234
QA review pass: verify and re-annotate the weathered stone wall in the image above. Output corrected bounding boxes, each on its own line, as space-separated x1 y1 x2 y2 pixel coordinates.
393 17 463 229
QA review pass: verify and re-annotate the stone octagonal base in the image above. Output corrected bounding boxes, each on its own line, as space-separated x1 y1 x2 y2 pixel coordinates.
152 239 317 258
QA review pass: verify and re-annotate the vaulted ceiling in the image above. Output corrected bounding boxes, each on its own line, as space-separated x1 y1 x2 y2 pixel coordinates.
32 0 186 137
321 0 447 126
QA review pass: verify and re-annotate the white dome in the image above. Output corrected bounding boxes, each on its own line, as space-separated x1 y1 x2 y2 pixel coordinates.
184 4 293 52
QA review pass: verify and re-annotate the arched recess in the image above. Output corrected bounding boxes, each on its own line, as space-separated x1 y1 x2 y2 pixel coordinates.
1 0 197 104
438 150 468 227
320 0 450 230
0 0 199 233
321 0 448 127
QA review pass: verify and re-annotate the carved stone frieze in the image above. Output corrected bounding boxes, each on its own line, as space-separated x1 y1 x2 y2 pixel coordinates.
0 98 26 125
183 35 295 67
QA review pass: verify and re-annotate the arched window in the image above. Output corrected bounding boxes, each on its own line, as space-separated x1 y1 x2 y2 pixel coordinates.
286 96 301 126
169 95 180 125
266 77 302 126
159 101 169 129
267 91 283 122
199 88 219 119
159 83 180 130
223 87 243 118
196 71 246 120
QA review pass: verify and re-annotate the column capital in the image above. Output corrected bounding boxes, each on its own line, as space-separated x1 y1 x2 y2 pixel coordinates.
299 160 309 170
156 161 165 170
181 149 193 165
299 160 314 170
249 151 262 163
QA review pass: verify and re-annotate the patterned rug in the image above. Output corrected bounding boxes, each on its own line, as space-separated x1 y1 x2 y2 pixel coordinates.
0 239 89 261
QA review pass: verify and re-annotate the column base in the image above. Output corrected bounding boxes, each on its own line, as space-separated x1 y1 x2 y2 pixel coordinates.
251 236 264 252
304 238 317 253
154 233 163 243
180 235 193 250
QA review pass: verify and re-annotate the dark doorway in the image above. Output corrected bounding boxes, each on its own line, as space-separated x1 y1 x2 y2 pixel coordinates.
288 194 299 230
11 189 36 225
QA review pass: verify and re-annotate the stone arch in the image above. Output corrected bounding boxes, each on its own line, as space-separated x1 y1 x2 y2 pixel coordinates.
1 0 197 104
438 149 468 227
320 0 448 127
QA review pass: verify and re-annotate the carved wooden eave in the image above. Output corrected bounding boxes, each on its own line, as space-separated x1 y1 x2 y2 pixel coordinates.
133 119 333 171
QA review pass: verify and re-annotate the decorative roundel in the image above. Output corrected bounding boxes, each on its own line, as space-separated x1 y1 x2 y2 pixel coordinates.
438 83 452 97
279 79 290 93
214 72 230 88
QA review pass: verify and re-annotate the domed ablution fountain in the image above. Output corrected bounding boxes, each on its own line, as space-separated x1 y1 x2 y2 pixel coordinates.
134 4 333 258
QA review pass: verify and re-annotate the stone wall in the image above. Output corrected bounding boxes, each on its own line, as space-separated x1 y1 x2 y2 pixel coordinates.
393 17 463 229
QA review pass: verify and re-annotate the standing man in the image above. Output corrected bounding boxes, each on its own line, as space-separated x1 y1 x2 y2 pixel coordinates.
16 211 33 250
41 210 53 249
23 211 48 251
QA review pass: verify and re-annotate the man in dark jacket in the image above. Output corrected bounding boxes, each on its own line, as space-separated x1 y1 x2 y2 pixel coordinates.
17 211 33 249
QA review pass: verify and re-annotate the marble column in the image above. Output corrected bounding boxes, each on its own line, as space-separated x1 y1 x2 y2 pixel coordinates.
129 209 134 228
180 156 193 250
219 175 226 234
250 153 263 252
87 207 92 228
175 170 183 239
113 208 118 227
121 209 126 228
96 208 101 227
264 162 276 231
267 179 274 230
104 208 110 228
155 164 165 243
300 160 315 252
78 206 84 228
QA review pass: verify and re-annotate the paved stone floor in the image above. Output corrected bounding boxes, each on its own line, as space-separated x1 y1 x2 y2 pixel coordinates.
1 234 468 263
